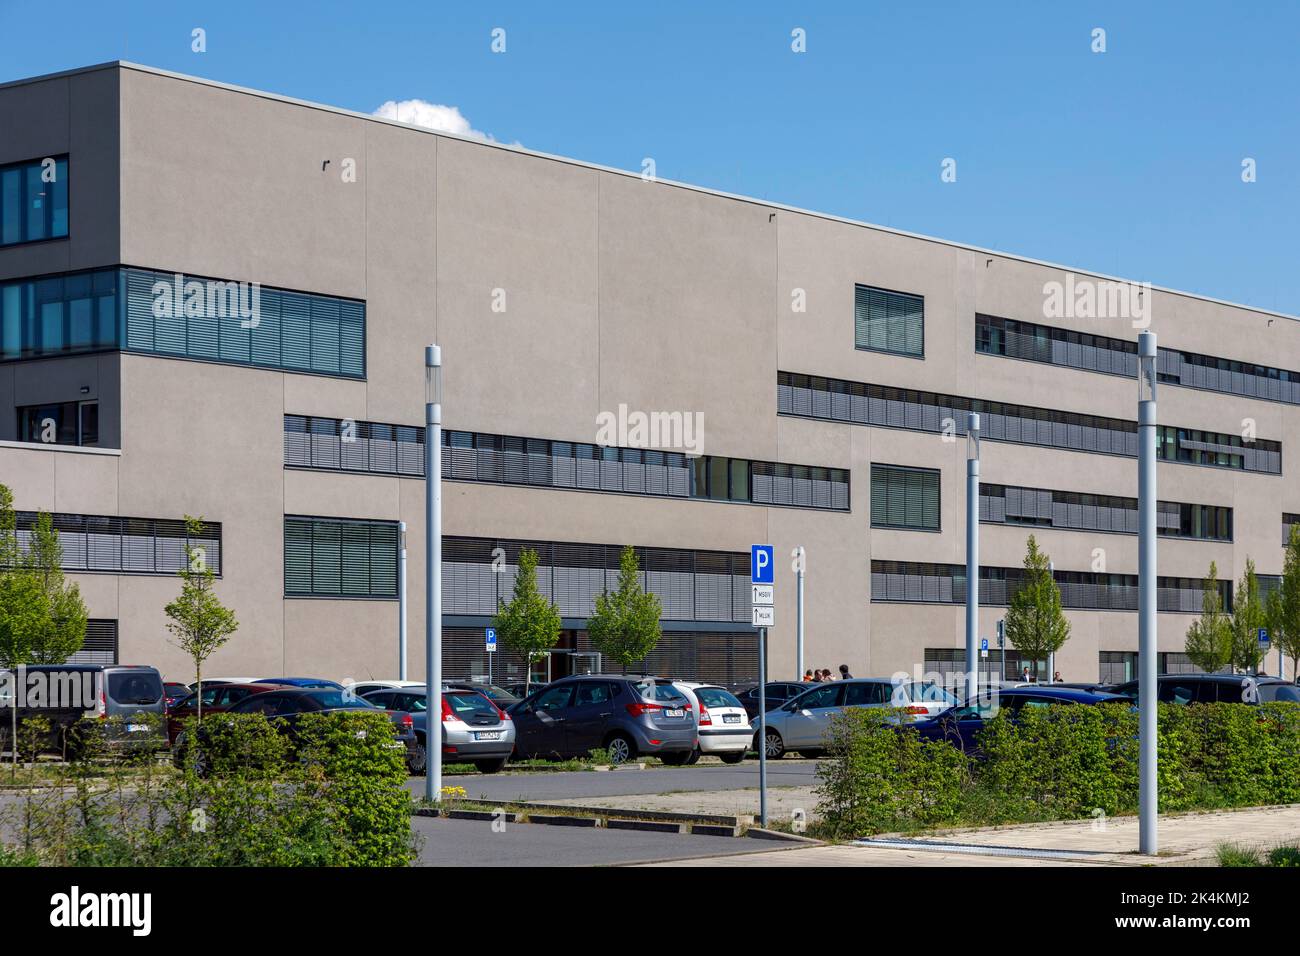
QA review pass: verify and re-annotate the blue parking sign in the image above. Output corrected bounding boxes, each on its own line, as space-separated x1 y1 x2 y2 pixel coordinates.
486 627 497 652
751 545 774 584
981 638 988 652
1259 627 1270 648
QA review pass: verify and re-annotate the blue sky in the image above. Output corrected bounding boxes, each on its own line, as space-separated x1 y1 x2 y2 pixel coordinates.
3 0 1298 314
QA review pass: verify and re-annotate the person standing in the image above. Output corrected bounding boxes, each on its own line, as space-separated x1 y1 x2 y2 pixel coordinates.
1021 665 1032 684
802 669 814 682
838 664 853 680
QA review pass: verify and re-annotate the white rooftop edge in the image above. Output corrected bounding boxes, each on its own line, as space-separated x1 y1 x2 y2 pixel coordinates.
3 59 1295 326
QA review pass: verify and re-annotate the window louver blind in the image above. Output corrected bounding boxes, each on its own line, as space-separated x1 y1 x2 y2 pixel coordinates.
284 516 398 598
855 284 924 357
870 465 939 530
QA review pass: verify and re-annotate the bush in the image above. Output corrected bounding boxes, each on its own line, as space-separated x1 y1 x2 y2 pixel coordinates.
815 709 967 838
0 712 415 867
814 700 1300 839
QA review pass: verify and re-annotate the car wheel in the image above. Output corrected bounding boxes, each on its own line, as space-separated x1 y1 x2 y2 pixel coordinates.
685 747 702 765
473 757 509 774
407 737 428 775
605 733 636 764
762 730 785 759
719 750 746 764
659 750 691 766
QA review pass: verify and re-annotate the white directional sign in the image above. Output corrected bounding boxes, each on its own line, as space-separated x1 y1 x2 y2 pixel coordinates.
752 584 775 606
752 604 775 628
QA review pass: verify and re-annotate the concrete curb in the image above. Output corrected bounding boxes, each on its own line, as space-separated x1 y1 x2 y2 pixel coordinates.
496 800 752 827
690 823 742 837
527 813 602 828
746 827 823 844
607 818 685 834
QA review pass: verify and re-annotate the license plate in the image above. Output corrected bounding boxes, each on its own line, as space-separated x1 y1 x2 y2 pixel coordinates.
474 731 502 741
127 724 147 733
723 714 741 724
664 708 685 718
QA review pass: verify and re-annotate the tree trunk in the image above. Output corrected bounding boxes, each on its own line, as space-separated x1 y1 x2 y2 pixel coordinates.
196 664 202 723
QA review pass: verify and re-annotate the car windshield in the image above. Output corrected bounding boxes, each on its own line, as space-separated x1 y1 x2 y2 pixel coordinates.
446 692 499 721
1260 684 1300 703
108 672 163 705
695 687 743 709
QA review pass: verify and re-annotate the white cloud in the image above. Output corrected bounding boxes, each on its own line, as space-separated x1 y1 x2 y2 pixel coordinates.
372 99 493 140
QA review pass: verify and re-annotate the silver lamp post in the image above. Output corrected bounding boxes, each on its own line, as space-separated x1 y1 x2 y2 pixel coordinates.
424 345 443 804
795 546 805 680
399 522 408 680
965 413 980 702
1138 330 1158 854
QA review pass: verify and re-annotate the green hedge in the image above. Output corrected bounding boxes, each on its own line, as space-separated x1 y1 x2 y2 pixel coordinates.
2 712 415 867
816 701 1300 839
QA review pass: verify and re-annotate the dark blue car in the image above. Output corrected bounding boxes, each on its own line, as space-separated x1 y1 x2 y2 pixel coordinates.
909 686 1127 754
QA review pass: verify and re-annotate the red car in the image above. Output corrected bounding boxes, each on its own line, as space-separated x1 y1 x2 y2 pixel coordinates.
166 681 288 744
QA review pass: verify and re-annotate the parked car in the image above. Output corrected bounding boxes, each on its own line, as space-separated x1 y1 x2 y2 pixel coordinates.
910 686 1127 755
175 688 418 772
501 680 547 699
668 681 751 764
163 682 191 708
165 680 289 744
451 681 520 708
1107 673 1300 705
348 679 426 698
252 677 343 690
408 688 516 773
0 664 167 755
754 678 959 759
508 675 696 764
188 677 262 689
735 681 817 719
1036 681 1116 693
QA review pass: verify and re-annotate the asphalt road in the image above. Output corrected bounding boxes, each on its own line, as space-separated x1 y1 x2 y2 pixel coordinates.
413 814 773 866
405 759 821 803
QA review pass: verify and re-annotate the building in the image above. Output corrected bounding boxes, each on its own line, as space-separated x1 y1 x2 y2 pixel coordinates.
2 61 1297 688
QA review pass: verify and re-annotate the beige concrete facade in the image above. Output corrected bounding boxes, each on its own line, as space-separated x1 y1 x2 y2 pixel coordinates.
1 62 1297 686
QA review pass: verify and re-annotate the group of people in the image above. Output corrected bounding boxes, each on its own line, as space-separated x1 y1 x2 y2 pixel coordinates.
803 665 852 682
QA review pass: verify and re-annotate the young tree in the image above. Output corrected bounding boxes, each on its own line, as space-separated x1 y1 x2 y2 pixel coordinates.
1184 561 1233 674
586 546 662 672
1229 558 1266 673
165 516 238 719
24 513 87 665
1004 535 1070 679
492 547 561 696
1266 526 1300 680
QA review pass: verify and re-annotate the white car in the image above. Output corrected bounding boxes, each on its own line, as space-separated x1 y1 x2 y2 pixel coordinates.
669 681 751 764
346 679 426 698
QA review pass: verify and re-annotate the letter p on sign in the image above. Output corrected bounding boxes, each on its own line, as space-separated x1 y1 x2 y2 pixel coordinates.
751 545 774 584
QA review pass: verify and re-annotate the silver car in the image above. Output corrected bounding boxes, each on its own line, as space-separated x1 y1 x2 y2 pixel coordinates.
400 686 517 774
753 678 957 758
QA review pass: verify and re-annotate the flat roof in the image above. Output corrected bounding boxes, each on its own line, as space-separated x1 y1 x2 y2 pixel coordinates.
3 59 1295 325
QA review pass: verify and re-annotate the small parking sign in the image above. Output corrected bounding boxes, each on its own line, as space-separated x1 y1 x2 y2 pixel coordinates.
486 627 497 653
751 544 774 584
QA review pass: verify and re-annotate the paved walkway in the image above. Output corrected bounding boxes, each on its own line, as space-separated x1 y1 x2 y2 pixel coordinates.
641 804 1300 867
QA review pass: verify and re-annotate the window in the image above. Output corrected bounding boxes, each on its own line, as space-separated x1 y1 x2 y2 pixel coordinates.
14 513 221 575
856 284 923 357
284 517 398 598
1285 514 1300 547
17 401 99 447
874 561 1228 613
792 684 843 710
65 620 117 666
1099 651 1137 684
0 156 68 247
871 464 940 530
977 313 1300 406
124 268 364 378
844 682 890 705
778 371 1282 475
981 483 1232 542
287 416 848 511
1 269 118 361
